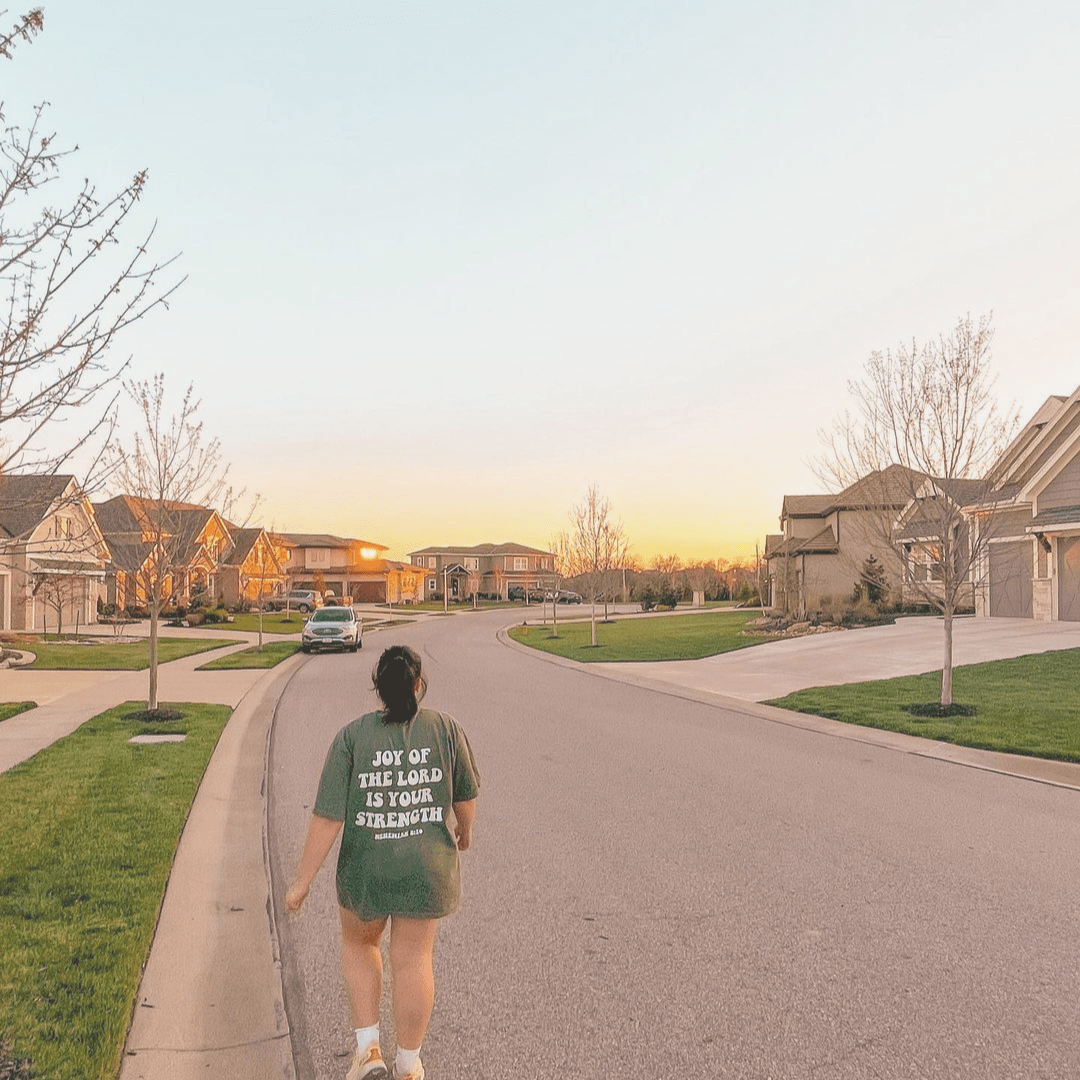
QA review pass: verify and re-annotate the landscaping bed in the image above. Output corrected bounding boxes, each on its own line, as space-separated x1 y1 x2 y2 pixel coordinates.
0 701 232 1080
767 649 1080 762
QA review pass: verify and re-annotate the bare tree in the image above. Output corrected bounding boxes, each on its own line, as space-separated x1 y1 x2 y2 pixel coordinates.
1 11 181 484
818 313 1017 708
562 486 627 646
466 565 484 609
106 375 238 713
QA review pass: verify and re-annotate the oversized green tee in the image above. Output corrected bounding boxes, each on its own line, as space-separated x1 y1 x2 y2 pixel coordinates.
314 708 480 919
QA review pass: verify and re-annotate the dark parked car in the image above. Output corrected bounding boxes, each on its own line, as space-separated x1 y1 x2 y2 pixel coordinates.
301 606 362 653
556 590 582 604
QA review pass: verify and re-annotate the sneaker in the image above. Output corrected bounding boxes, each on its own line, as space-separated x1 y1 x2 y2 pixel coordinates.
391 1061 425 1080
345 1043 389 1080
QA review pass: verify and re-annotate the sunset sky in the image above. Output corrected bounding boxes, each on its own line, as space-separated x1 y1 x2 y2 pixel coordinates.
11 2 1080 565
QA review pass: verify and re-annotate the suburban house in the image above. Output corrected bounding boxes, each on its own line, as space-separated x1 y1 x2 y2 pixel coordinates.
407 543 554 601
764 466 918 617
0 473 109 632
94 495 235 609
217 526 289 607
274 534 427 604
968 387 1080 620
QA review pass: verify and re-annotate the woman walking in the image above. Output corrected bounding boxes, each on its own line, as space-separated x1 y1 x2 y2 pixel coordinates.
285 645 480 1080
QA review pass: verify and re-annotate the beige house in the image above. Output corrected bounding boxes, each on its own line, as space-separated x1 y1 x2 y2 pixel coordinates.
275 534 427 604
0 474 109 632
970 387 1080 620
95 496 234 609
407 543 553 602
218 527 289 607
765 466 917 617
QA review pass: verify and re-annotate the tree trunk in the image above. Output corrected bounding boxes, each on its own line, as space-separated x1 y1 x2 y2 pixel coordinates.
940 608 954 708
590 600 597 646
149 605 160 712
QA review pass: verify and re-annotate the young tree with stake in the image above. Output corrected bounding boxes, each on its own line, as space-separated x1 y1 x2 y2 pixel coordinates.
818 313 1017 708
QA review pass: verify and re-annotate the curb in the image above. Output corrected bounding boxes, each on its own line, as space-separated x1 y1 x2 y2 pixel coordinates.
119 652 308 1080
498 624 1080 794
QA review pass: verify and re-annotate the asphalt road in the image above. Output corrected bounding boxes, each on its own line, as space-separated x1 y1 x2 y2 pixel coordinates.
268 610 1080 1080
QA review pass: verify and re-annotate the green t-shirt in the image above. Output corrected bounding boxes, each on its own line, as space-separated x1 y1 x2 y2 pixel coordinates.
314 707 480 919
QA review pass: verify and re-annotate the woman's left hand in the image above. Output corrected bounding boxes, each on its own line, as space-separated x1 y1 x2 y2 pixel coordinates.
285 880 309 913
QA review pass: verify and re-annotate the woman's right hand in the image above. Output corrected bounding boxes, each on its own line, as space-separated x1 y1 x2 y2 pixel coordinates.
285 880 309 913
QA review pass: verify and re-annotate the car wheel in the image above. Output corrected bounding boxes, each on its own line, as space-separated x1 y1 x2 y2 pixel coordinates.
301 645 310 654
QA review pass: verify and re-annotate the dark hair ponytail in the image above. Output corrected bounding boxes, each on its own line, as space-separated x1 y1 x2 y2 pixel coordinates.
373 645 426 724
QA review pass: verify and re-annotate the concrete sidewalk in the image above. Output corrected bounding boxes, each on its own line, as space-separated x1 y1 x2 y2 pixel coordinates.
0 631 282 774
593 614 1080 702
118 653 303 1080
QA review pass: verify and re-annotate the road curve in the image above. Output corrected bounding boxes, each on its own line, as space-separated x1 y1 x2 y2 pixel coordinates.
268 609 1080 1080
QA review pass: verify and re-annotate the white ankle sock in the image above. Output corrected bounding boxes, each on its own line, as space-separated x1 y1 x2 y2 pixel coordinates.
394 1046 421 1075
355 1023 380 1052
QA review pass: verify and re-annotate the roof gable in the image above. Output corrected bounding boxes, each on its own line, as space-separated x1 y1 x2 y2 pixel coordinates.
0 474 77 540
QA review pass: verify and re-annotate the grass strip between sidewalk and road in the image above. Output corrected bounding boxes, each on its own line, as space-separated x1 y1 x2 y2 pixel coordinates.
197 640 304 669
508 610 778 661
20 638 243 670
767 649 1080 763
0 700 232 1080
204 611 303 634
0 702 35 723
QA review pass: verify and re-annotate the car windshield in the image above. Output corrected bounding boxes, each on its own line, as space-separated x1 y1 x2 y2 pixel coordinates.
311 609 353 623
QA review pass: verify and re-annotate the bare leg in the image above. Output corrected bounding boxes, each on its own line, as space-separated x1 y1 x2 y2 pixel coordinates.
388 916 440 1049
339 907 388 1027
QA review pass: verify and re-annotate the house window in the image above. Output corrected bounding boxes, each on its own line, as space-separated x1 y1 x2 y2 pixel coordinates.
465 557 480 571
311 549 328 565
428 577 436 590
908 543 943 582
56 517 72 538
428 557 436 569
514 557 528 571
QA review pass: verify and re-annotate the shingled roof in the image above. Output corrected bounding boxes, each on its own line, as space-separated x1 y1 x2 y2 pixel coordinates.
0 474 75 540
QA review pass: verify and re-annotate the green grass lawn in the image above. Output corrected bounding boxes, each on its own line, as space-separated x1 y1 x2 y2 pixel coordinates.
21 638 243 670
197 641 304 669
767 649 1080 762
508 610 778 662
204 612 303 634
0 702 35 723
0 701 232 1080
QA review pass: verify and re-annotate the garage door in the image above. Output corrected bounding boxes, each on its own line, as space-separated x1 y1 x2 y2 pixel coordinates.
1058 537 1080 622
989 541 1033 618
353 580 385 603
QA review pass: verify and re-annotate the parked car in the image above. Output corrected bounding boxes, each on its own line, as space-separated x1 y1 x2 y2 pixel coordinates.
556 590 583 604
301 606 362 653
509 586 548 602
264 589 323 613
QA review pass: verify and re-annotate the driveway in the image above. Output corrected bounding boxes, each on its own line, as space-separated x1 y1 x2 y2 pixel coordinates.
593 615 1080 702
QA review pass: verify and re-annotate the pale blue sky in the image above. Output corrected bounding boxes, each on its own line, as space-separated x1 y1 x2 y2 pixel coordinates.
11 1 1080 561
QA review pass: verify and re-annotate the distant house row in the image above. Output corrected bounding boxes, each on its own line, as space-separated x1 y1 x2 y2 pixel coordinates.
406 543 554 602
0 476 556 631
765 386 1080 622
